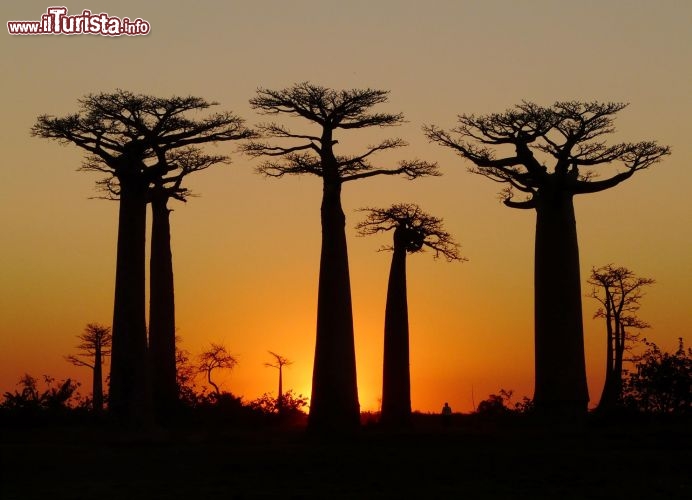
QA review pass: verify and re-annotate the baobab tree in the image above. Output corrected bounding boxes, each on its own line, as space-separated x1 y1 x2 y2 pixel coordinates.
245 83 439 431
425 101 670 417
148 148 229 419
588 264 654 411
197 343 238 396
65 323 112 412
356 204 463 425
264 351 293 415
32 91 253 424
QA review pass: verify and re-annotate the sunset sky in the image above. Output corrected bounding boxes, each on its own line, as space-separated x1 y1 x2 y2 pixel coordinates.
1 1 690 413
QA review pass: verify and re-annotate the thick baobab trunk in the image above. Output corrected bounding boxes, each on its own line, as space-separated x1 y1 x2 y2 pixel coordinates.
149 191 178 420
308 181 360 431
109 179 152 425
380 234 411 426
533 191 589 417
93 344 103 413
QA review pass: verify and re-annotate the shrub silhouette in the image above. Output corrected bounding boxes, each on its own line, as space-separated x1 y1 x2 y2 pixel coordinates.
623 338 691 414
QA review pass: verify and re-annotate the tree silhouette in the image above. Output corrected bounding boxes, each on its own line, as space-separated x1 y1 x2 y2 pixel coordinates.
264 351 293 415
245 82 439 431
425 102 670 417
356 203 463 425
175 339 198 406
197 343 238 396
623 338 691 414
32 91 253 424
588 265 654 411
148 148 231 419
65 323 112 413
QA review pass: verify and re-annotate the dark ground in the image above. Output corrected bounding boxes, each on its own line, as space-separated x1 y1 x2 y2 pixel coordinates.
1 416 690 499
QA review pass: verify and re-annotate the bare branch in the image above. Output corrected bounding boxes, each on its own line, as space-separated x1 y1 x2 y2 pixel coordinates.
256 123 322 142
65 355 94 369
572 141 670 194
342 160 440 182
338 138 408 167
256 152 323 178
338 112 404 129
503 197 537 210
242 140 319 157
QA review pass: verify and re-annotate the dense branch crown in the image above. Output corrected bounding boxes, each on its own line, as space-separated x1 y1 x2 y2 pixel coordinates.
425 101 670 209
245 82 439 182
588 264 655 328
265 351 293 369
32 90 255 199
356 203 464 262
64 323 112 369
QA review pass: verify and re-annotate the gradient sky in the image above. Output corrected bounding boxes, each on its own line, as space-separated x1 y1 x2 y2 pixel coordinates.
1 1 691 412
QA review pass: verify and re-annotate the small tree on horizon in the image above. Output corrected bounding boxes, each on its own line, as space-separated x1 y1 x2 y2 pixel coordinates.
197 343 238 396
588 264 654 411
426 101 670 418
65 323 112 412
264 351 293 415
245 82 439 432
356 203 463 426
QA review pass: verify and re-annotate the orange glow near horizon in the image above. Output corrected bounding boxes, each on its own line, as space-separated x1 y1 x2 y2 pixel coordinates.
1 2 691 414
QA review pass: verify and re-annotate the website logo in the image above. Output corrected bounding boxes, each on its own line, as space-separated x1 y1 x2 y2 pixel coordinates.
8 6 150 36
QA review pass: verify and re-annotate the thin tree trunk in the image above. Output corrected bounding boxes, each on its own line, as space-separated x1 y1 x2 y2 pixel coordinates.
93 345 103 413
277 367 283 415
597 305 616 411
149 190 178 420
308 181 360 431
109 178 152 425
533 191 589 417
380 236 411 426
613 323 626 403
208 370 220 396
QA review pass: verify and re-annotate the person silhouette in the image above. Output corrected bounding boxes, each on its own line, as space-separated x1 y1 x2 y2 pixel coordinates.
441 402 452 426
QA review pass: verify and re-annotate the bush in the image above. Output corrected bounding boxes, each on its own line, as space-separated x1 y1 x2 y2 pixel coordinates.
0 374 86 424
623 338 691 414
475 389 534 417
248 390 308 426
